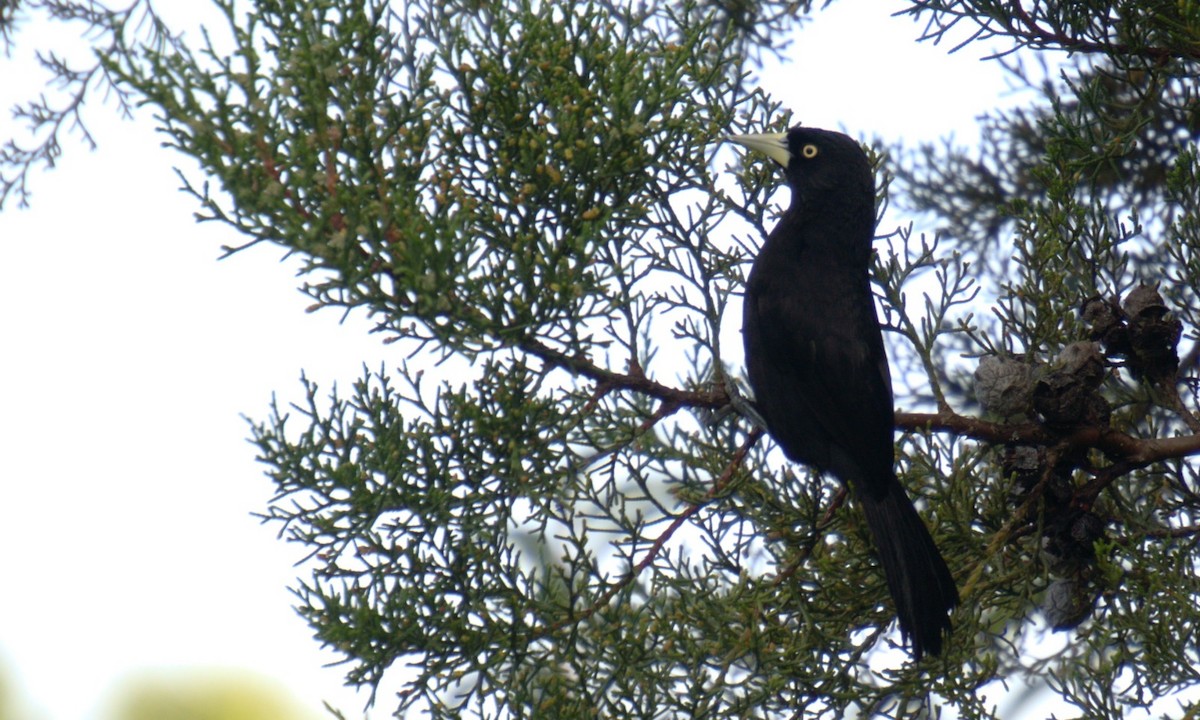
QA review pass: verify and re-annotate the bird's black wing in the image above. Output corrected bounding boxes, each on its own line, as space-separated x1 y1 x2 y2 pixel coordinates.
744 252 896 496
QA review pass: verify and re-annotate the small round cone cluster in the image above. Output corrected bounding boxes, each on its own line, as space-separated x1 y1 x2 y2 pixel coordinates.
972 284 1184 632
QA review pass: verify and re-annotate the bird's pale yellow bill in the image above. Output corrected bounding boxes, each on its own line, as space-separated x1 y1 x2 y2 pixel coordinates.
726 132 792 167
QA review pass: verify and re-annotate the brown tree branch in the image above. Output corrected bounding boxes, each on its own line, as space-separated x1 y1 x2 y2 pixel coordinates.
899 409 1200 510
525 336 1200 475
1005 1 1198 62
1117 523 1200 541
527 333 1200 503
520 337 731 410
897 410 1200 466
897 410 1052 446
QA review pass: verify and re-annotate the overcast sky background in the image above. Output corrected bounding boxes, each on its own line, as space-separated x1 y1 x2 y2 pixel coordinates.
1 3 1028 718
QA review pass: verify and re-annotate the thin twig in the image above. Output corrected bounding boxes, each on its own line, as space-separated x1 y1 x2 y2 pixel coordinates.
538 428 763 637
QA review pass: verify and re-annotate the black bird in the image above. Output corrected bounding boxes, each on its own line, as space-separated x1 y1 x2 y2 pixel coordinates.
728 126 958 659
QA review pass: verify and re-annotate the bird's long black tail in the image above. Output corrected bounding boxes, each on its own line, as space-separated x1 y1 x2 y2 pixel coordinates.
858 475 958 659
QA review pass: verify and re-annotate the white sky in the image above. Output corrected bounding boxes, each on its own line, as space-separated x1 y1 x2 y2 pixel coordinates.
0 3 1025 719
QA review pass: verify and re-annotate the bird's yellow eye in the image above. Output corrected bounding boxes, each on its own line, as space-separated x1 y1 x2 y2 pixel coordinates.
802 144 819 159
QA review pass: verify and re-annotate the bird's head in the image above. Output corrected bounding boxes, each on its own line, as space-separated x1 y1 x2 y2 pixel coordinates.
727 125 873 201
